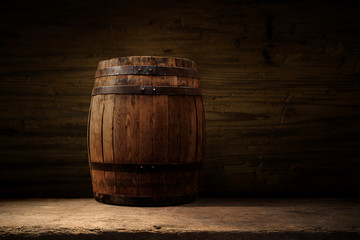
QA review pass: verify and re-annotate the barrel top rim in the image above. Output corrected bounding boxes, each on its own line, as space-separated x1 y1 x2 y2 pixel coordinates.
98 56 196 65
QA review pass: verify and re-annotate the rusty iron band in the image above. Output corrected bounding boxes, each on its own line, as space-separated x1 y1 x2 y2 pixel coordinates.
91 86 202 96
95 65 198 78
89 162 202 172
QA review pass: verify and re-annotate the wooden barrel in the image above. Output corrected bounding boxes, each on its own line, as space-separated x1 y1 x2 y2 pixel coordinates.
87 56 205 206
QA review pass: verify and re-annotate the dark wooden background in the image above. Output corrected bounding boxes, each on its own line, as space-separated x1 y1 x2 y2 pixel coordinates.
1 0 360 197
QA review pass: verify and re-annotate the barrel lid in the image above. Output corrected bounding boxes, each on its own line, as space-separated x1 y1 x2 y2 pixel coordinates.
98 56 197 71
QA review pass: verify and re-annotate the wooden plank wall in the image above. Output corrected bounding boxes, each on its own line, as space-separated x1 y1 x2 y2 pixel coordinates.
0 0 359 197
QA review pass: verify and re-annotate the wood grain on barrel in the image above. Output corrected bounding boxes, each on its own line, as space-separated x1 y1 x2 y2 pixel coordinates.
168 95 181 196
138 76 154 197
126 94 140 196
102 94 115 195
152 77 170 197
88 56 203 205
113 95 127 196
89 95 104 194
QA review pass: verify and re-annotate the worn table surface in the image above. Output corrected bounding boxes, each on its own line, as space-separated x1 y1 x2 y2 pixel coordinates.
0 198 359 239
